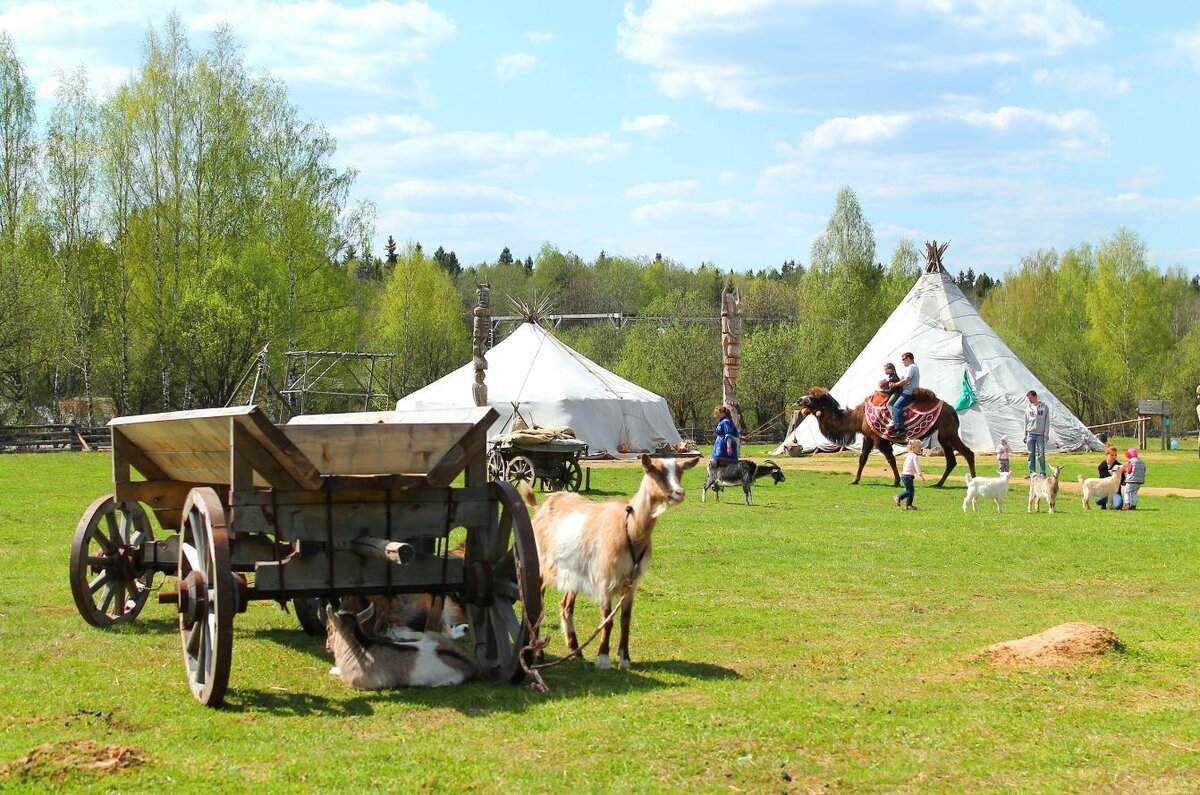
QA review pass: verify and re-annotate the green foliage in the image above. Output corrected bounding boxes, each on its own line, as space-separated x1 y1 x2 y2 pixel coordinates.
6 452 1200 791
365 243 470 396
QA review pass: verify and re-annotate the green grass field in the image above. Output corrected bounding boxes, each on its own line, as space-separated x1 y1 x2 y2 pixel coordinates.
1 446 1199 793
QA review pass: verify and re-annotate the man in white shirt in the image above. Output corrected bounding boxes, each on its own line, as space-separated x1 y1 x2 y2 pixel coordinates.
889 352 920 435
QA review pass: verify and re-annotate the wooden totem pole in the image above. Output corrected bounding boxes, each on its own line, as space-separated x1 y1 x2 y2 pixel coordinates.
472 282 491 407
721 288 744 431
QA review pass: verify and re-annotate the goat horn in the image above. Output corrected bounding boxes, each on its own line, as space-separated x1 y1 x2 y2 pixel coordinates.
355 601 376 624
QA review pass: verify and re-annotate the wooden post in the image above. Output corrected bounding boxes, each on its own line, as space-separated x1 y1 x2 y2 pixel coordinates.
720 289 743 431
472 282 491 408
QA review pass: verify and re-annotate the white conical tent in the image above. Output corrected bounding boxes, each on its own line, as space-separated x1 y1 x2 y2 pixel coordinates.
396 321 682 456
773 266 1102 455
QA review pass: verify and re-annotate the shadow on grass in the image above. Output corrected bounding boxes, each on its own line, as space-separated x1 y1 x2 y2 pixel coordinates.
249 627 331 662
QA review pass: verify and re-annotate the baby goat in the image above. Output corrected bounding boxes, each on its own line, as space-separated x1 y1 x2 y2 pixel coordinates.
325 602 475 690
1079 467 1124 510
1027 464 1065 513
963 471 1011 513
521 454 699 670
701 459 786 505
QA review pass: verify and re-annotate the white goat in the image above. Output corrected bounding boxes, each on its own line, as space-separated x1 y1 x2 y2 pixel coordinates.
1027 464 1065 513
521 454 699 670
325 603 475 690
1079 467 1124 510
963 471 1011 513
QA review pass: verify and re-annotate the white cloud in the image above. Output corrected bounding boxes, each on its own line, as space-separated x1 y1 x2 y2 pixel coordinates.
620 114 677 136
790 106 1108 160
718 170 737 185
496 52 536 80
525 30 558 44
625 179 703 199
0 1 457 98
1124 166 1164 191
1032 65 1133 96
329 113 436 138
1169 24 1200 70
617 0 1107 112
632 198 761 224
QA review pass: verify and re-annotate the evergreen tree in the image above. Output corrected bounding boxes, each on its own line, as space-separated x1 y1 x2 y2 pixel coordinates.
498 246 513 265
385 235 397 267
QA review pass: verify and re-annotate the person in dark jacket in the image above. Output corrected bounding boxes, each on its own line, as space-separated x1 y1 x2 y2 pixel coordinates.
1095 444 1124 510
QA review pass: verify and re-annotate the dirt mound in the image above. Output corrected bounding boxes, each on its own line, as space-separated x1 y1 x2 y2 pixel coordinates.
981 621 1124 667
1 740 143 785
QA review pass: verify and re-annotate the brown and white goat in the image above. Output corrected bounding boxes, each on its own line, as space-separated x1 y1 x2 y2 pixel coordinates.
520 454 699 670
325 602 475 690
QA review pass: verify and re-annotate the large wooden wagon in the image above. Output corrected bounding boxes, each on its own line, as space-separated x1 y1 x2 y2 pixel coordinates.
68 405 542 707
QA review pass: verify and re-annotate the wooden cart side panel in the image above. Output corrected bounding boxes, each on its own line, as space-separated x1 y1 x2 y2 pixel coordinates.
230 487 491 540
236 410 323 490
254 555 466 596
282 422 473 478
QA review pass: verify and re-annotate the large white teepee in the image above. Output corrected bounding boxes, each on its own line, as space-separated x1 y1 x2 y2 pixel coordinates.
396 321 682 456
773 247 1102 456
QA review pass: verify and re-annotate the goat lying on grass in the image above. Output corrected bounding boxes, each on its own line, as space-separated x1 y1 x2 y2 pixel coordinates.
326 602 475 690
1079 467 1124 510
963 471 1011 513
701 459 785 505
1028 464 1065 513
520 454 699 670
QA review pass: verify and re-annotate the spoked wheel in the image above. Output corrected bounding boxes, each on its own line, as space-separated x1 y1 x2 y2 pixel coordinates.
487 448 506 481
505 455 536 488
465 482 543 683
558 459 583 492
175 487 234 707
69 496 156 627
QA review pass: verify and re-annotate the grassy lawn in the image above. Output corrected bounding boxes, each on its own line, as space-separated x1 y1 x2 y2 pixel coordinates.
2 447 1199 793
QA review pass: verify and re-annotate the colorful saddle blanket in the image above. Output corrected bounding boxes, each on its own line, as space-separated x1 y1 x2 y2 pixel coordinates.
864 393 943 441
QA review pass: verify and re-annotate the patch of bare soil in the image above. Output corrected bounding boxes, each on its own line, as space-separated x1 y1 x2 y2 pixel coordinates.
980 621 1124 667
1 740 144 785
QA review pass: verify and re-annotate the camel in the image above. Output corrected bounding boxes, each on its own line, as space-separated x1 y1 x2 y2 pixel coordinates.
796 386 976 488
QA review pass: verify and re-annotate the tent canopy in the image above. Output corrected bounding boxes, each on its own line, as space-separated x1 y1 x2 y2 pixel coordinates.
396 321 682 456
773 268 1102 455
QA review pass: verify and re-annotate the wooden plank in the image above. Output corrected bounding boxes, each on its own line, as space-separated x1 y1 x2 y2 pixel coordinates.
253 553 465 596
112 427 169 482
232 497 491 540
283 422 471 477
230 485 488 507
236 410 323 490
114 480 229 512
231 419 305 492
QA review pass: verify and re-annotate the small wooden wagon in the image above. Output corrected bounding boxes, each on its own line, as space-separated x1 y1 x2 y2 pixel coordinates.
68 405 542 707
486 437 589 492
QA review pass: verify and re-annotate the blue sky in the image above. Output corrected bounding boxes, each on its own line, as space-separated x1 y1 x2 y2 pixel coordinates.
3 0 1199 276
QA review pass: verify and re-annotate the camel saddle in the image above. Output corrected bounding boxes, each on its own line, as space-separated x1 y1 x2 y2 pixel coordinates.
865 388 942 441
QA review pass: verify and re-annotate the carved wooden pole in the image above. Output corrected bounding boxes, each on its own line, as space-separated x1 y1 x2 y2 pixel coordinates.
721 288 744 431
472 282 491 407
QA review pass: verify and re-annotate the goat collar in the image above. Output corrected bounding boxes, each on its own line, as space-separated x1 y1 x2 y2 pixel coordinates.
624 505 648 574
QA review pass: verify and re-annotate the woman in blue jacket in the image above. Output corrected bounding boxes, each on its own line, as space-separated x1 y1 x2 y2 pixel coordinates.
712 405 740 463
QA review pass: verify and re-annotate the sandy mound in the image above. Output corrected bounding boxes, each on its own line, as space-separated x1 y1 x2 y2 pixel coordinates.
1 740 143 785
981 621 1124 667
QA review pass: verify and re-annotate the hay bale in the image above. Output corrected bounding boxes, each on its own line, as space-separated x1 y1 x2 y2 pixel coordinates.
981 621 1124 667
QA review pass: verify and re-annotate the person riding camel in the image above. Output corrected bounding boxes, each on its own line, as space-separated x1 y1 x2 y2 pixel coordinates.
888 352 920 435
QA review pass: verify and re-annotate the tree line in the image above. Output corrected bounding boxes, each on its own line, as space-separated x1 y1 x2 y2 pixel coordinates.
2 20 1198 437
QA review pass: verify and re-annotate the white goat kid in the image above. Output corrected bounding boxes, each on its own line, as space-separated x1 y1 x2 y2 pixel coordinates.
325 602 475 690
963 471 1011 513
523 454 699 671
1079 467 1124 510
1027 464 1065 513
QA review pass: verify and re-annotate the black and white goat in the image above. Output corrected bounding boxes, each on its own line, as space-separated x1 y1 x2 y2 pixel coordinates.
701 459 786 505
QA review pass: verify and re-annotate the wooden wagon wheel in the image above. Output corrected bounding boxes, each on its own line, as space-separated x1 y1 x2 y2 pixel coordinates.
487 448 506 481
558 458 583 492
505 455 536 487
175 487 234 707
69 496 156 627
465 482 543 683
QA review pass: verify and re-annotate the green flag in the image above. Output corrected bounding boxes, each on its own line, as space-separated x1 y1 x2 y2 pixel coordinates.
954 370 977 411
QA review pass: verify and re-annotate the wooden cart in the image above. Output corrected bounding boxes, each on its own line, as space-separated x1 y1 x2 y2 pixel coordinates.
486 437 589 492
68 405 541 707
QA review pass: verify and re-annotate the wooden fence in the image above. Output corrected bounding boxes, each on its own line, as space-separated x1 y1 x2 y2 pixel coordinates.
0 424 110 453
